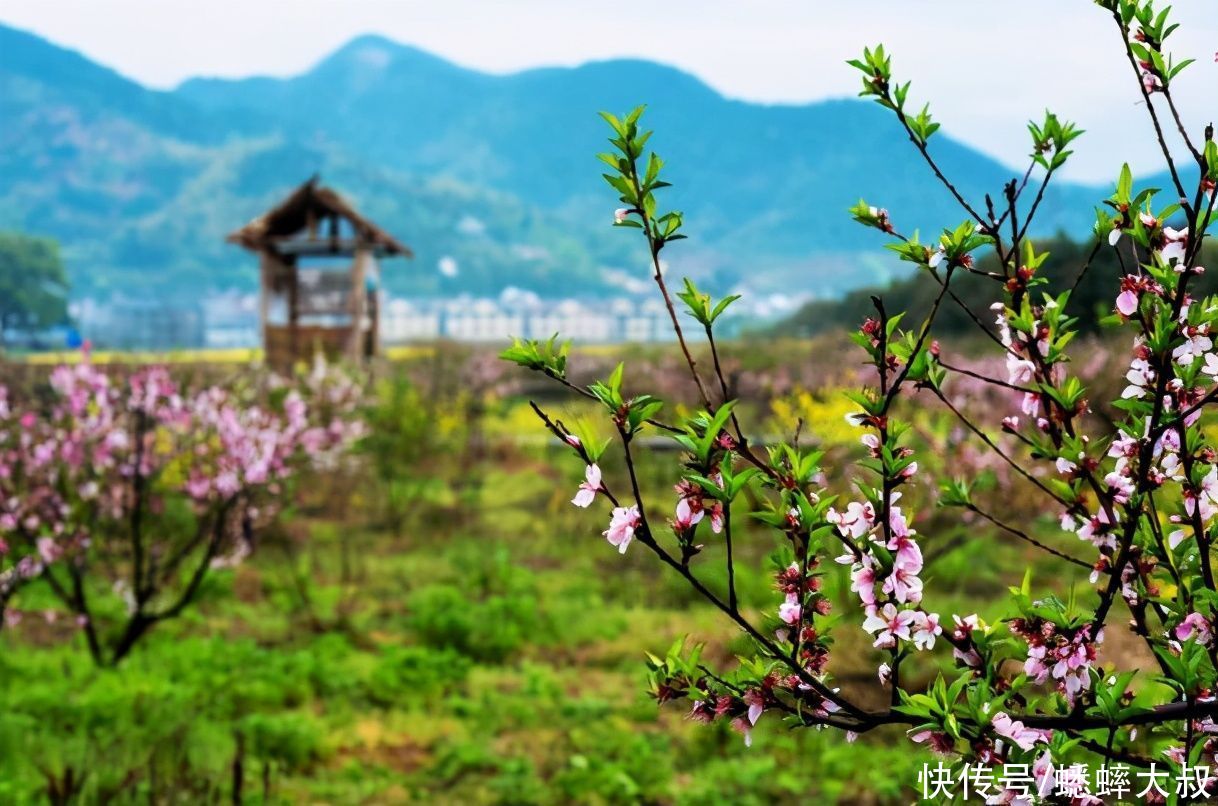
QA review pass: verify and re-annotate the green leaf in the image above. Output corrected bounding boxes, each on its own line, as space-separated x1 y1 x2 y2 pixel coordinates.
598 111 625 137
1116 163 1133 203
710 295 741 324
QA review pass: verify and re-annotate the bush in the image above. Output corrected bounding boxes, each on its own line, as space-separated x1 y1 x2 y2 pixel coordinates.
366 645 472 706
408 583 540 664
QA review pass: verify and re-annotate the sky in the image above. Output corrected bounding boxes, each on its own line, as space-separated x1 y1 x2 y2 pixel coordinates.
2 0 1215 183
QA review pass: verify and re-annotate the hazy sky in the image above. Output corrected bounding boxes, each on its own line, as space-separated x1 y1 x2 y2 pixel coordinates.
3 0 1215 182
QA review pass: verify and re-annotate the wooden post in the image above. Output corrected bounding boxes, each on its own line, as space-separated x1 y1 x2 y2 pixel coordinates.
349 248 369 362
369 257 381 357
287 257 299 364
258 252 271 357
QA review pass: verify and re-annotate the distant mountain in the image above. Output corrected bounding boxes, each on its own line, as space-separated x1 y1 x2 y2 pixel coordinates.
2 24 1116 304
177 35 1106 254
0 26 634 301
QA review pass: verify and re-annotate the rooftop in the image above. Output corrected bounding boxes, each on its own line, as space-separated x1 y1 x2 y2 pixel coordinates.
226 176 413 259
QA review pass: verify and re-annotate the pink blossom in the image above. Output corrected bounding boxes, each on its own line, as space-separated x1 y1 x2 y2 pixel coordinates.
828 500 875 539
688 700 713 723
991 712 1051 751
1032 750 1055 797
910 729 954 755
888 503 914 538
882 565 923 604
1161 226 1188 264
850 562 878 606
1075 507 1117 550
778 594 802 625
1108 431 1138 458
1176 612 1212 644
1140 62 1162 92
1007 357 1036 386
911 611 941 650
571 464 602 508
1172 329 1211 365
953 613 981 634
743 689 765 726
603 506 640 554
1015 622 1100 705
887 532 923 573
1104 468 1135 504
862 602 915 648
673 497 704 530
35 538 59 564
1116 288 1139 317
954 645 983 668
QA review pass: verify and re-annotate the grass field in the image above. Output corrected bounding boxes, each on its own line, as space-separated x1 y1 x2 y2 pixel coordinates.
0 345 1119 803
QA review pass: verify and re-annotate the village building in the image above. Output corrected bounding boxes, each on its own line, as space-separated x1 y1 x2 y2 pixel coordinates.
227 177 412 367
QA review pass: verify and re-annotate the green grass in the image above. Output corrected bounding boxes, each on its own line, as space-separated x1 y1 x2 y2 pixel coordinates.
0 490 935 803
0 372 1109 804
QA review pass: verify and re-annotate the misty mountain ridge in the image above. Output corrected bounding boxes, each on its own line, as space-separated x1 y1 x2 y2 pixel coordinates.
1 23 1132 305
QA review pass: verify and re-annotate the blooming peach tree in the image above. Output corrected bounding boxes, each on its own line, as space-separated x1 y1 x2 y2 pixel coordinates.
505 0 1218 800
0 355 363 665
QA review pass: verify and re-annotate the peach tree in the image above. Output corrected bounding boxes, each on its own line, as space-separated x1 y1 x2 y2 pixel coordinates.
505 0 1218 800
0 356 362 665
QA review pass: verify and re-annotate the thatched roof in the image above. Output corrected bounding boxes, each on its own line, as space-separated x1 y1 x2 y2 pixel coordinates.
227 176 413 258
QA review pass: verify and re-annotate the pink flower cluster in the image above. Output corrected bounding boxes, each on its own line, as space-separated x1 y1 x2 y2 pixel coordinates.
989 300 1064 438
992 302 1048 390
1137 60 1162 93
1114 274 1165 318
1175 611 1213 645
991 712 1052 752
672 477 724 534
603 505 641 554
689 694 766 747
1010 616 1101 704
948 613 984 670
0 356 363 621
688 671 841 747
1113 222 1195 320
830 497 925 608
567 449 729 554
563 458 642 554
772 561 833 674
183 387 308 503
829 434 940 655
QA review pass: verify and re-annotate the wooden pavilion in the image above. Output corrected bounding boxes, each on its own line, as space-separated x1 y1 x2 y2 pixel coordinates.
227 177 412 367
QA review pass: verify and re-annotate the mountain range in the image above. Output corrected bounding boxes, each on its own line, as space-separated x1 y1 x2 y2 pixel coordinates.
1 24 1120 304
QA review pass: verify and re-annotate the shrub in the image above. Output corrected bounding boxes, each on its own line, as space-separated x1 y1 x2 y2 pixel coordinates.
366 645 472 706
408 582 540 664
